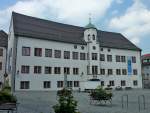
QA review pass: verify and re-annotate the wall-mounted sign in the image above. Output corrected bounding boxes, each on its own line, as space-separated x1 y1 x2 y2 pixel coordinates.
127 56 132 75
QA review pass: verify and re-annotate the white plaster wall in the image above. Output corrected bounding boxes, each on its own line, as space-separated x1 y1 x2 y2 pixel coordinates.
98 47 142 88
15 37 88 91
14 36 142 91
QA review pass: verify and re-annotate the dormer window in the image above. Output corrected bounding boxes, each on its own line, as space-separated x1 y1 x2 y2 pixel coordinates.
92 34 95 40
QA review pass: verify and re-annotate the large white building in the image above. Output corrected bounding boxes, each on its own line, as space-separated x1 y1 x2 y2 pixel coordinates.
0 30 8 89
7 12 142 91
142 54 150 88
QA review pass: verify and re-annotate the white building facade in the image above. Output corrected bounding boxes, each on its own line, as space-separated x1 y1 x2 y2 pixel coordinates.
7 12 142 91
0 30 8 89
142 54 150 88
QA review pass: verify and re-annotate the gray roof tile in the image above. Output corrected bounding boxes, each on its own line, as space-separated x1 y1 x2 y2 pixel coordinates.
0 30 8 48
12 12 141 51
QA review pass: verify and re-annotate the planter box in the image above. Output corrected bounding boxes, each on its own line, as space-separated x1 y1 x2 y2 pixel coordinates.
0 102 18 111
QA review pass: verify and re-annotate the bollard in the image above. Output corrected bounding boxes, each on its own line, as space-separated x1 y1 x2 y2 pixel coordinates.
121 94 128 109
138 95 146 112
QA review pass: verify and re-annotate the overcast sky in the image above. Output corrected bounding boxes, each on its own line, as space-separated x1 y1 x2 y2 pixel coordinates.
0 0 150 54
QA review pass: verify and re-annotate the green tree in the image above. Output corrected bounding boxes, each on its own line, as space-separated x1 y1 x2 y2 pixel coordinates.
53 88 79 113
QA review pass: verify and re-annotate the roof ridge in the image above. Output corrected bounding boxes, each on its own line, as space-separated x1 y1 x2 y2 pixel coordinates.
12 12 85 30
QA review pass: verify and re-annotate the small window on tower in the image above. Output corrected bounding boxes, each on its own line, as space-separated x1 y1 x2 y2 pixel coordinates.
92 34 95 40
93 46 96 50
88 34 90 41
108 48 111 52
81 46 84 50
74 45 77 49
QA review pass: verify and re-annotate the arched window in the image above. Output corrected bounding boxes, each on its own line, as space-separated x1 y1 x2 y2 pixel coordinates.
88 34 90 41
92 34 95 40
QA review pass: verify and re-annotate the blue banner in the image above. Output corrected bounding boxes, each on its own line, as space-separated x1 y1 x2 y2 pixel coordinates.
127 56 132 75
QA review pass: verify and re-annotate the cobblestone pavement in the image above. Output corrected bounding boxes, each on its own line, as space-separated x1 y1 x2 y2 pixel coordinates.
14 89 150 113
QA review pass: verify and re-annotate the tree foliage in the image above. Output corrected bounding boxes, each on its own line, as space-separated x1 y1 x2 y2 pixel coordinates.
53 88 79 113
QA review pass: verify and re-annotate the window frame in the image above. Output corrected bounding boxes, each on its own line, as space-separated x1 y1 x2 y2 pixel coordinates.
22 47 30 56
45 49 52 57
43 81 51 88
45 67 52 74
21 65 30 74
72 52 78 60
64 51 70 59
54 50 61 58
80 53 86 60
34 66 42 74
20 81 30 89
34 48 42 57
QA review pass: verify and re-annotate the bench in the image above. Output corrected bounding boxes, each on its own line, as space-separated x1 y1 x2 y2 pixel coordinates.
0 103 19 113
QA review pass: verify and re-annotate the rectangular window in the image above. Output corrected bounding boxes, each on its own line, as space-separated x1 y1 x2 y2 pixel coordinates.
100 69 105 75
116 69 121 75
109 81 114 86
22 47 30 56
34 48 42 57
67 81 72 87
122 69 127 75
133 80 138 86
54 50 61 58
100 54 105 61
132 56 136 63
92 66 98 75
121 56 126 62
0 49 3 56
107 55 112 62
72 52 78 60
21 65 30 74
101 81 104 86
64 51 70 59
80 53 86 60
92 53 97 60
64 67 70 74
45 49 52 57
74 81 79 87
57 81 63 88
20 81 30 89
73 68 79 75
133 69 138 75
43 81 51 88
0 62 2 70
121 80 126 86
116 55 120 62
54 67 61 74
108 69 113 75
45 67 52 74
34 66 42 74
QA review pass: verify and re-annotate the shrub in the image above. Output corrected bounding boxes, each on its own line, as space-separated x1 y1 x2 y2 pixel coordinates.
0 91 17 104
53 88 79 113
2 86 11 93
90 87 113 100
